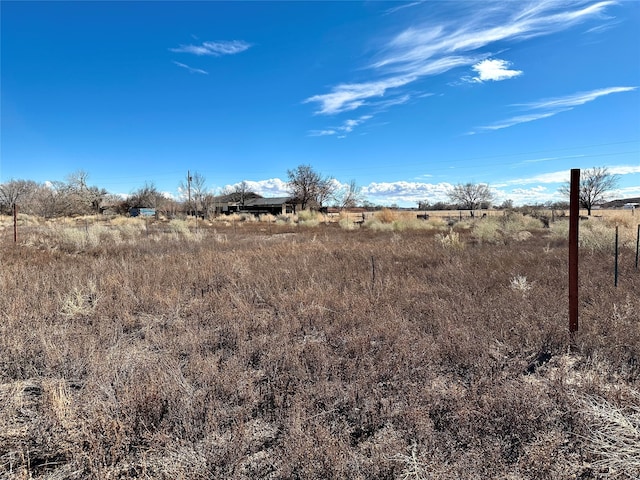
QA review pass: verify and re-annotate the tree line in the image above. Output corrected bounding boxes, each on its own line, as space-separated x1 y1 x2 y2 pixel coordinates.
0 166 618 218
419 167 618 215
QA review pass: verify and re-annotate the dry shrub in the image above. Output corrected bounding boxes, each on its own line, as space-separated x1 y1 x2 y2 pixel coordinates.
109 215 136 226
581 392 640 478
472 215 543 244
436 229 465 250
376 208 398 223
549 219 569 240
259 213 276 223
220 213 241 223
1 219 639 478
59 280 99 318
338 216 359 230
364 218 394 231
168 218 190 234
426 217 448 229
601 211 635 228
472 218 502 244
579 221 617 252
297 210 327 227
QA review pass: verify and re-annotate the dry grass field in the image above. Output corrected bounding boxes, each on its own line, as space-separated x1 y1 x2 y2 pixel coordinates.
1 211 639 479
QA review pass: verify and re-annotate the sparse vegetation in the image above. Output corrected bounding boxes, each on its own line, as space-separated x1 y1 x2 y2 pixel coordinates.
0 212 638 478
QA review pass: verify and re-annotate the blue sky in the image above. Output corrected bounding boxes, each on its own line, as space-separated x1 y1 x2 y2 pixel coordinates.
2 0 639 207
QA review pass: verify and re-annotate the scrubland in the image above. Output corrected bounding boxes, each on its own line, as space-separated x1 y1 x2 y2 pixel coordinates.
0 211 638 479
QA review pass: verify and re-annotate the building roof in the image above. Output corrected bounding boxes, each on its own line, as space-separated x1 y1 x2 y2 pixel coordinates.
244 197 292 207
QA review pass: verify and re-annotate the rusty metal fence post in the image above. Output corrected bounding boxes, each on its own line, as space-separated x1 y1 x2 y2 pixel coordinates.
614 226 619 287
636 225 640 270
569 169 580 333
13 204 18 243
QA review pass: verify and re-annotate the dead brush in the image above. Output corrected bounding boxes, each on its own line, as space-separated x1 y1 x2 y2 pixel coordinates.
1 221 639 478
375 208 399 223
581 392 640 478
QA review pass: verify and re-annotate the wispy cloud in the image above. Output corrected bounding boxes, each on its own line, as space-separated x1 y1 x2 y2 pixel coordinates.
515 86 637 110
173 61 208 75
305 77 414 115
585 19 620 34
308 115 373 137
474 86 637 132
308 129 338 137
504 170 574 186
502 165 640 187
474 110 569 133
170 40 251 56
609 165 640 175
518 154 585 165
384 2 424 16
465 58 523 83
305 1 615 116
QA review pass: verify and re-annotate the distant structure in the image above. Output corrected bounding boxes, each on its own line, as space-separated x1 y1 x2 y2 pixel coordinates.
212 194 297 216
129 207 156 217
600 197 640 209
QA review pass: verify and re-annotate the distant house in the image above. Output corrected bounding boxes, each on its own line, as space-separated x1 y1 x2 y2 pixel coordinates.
623 203 639 210
129 207 156 217
226 197 295 216
600 197 640 209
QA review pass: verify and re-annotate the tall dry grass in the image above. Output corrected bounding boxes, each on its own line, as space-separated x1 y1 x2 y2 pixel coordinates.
0 216 638 478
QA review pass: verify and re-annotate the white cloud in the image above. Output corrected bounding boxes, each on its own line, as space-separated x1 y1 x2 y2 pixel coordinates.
516 86 637 110
493 186 559 205
173 61 208 75
217 167 637 208
384 2 424 15
475 110 569 132
305 1 614 116
362 181 453 204
501 165 640 187
467 58 522 82
308 115 373 137
474 86 637 133
519 154 585 165
308 129 338 137
170 40 251 56
304 76 414 115
224 178 290 198
503 170 574 186
612 185 640 198
608 165 640 175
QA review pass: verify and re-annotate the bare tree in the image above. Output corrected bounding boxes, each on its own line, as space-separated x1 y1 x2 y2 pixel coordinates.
129 182 168 210
334 179 363 209
65 170 107 214
559 167 619 215
0 179 38 213
233 181 252 207
287 164 335 210
30 181 72 218
447 183 494 213
219 182 259 204
180 171 208 215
